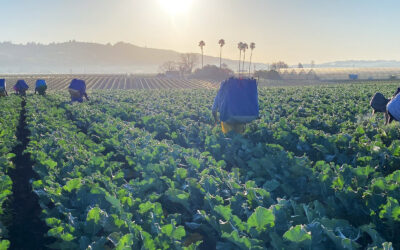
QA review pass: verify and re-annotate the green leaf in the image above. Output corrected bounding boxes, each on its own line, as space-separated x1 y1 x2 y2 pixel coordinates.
165 188 190 210
43 159 57 169
48 226 63 237
32 180 43 189
0 240 10 250
172 226 186 240
161 224 173 236
61 233 75 242
332 175 344 190
214 205 232 221
139 201 154 214
176 168 188 179
161 223 186 240
372 178 386 192
379 197 400 222
45 218 61 227
247 206 275 232
222 230 262 249
187 157 200 169
116 234 134 250
90 156 105 168
87 207 102 224
105 194 122 212
141 231 155 249
283 225 312 243
63 178 82 192
6 153 15 159
356 126 365 134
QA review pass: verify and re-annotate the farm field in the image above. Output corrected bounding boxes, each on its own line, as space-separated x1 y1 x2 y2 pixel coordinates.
0 81 400 249
0 75 217 91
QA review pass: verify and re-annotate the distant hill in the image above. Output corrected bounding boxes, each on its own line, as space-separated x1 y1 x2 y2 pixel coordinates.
2 41 398 74
0 41 267 74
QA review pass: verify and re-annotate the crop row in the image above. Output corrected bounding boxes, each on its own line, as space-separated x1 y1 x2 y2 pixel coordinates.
60 95 342 249
80 85 400 173
0 81 397 249
25 95 288 249
68 84 400 248
40 83 400 249
0 76 216 91
0 96 22 249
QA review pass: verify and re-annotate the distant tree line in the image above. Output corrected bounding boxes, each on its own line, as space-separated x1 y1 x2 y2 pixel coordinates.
158 39 319 81
158 53 199 76
191 64 234 82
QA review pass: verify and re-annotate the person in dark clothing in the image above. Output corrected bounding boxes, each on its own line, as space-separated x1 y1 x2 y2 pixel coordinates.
68 79 89 102
385 87 400 124
14 80 29 96
212 82 245 134
0 79 8 97
35 79 47 95
371 87 400 125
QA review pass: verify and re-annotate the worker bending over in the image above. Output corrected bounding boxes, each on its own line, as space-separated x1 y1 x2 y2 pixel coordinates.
14 80 29 96
35 79 47 95
371 87 400 124
0 79 8 97
212 77 259 134
68 79 89 103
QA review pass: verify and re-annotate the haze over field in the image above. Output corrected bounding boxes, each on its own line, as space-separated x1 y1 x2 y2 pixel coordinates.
2 42 400 74
0 41 269 74
1 0 400 73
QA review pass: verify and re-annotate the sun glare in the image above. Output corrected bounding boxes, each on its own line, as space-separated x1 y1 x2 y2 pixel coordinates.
159 0 192 15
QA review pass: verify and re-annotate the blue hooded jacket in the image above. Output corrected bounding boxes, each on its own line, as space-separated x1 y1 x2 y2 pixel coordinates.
215 77 259 123
15 80 29 91
69 79 86 94
36 79 47 88
0 79 5 89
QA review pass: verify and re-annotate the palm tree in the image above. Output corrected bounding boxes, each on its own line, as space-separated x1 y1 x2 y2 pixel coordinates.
248 42 256 75
218 39 225 69
237 42 243 74
198 40 205 68
241 43 249 74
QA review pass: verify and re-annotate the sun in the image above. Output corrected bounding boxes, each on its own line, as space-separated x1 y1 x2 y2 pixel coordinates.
159 0 192 15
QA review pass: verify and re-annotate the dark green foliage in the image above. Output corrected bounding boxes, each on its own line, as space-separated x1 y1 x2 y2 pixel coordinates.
8 82 400 249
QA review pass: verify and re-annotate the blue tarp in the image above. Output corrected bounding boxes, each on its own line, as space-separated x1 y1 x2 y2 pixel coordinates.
69 79 86 94
15 80 29 90
36 79 47 87
349 74 358 80
219 77 259 123
0 79 5 89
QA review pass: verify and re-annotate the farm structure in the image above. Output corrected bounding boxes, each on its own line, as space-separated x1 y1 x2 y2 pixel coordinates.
278 67 400 80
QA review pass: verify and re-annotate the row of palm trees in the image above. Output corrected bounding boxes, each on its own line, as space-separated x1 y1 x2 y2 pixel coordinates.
198 40 256 75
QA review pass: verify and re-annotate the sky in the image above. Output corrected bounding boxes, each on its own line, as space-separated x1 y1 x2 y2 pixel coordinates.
1 0 400 65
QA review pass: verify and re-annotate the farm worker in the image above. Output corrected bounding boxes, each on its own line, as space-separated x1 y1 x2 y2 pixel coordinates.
0 79 8 97
34 79 47 95
386 92 400 125
370 92 389 116
370 91 400 125
212 86 245 134
393 87 400 97
14 80 29 96
68 79 89 102
212 77 259 134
